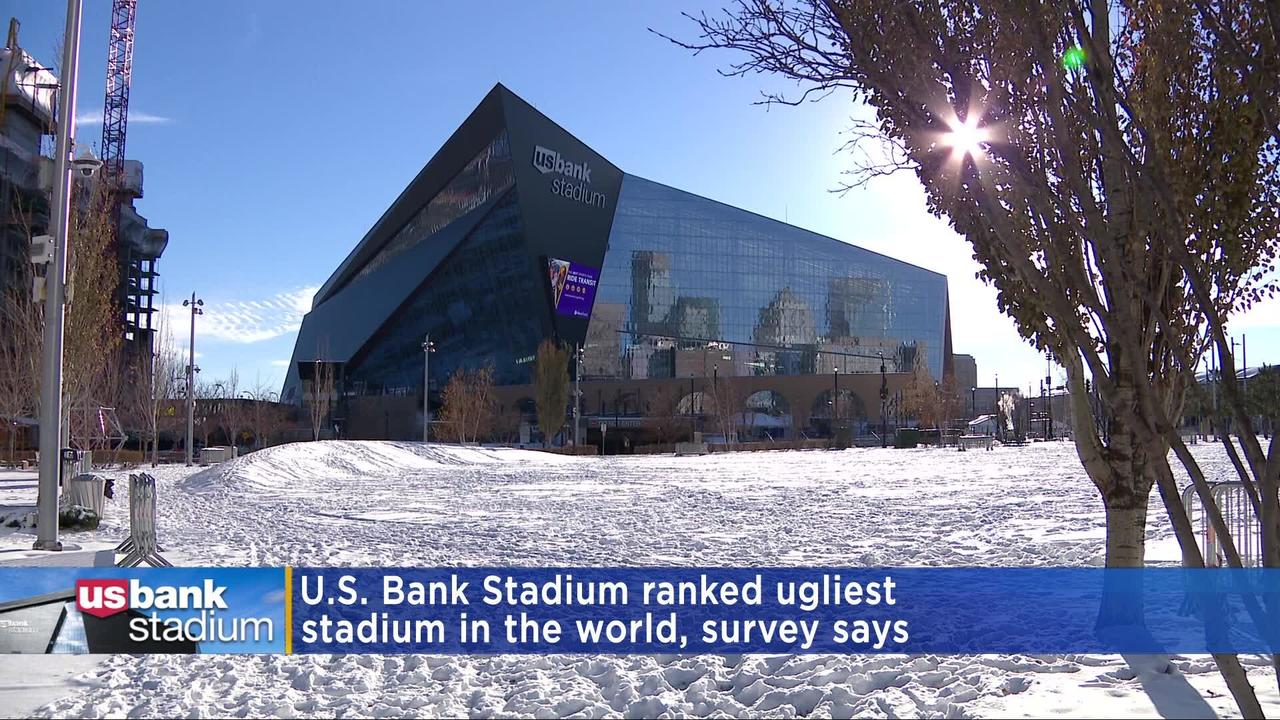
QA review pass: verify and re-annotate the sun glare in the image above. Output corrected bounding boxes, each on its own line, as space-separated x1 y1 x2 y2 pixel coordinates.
944 114 989 160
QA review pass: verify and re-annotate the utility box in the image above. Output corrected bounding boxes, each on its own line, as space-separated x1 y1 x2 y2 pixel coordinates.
200 446 234 464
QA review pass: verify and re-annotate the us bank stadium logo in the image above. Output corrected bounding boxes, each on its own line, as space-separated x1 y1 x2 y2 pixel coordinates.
532 145 606 209
75 578 274 644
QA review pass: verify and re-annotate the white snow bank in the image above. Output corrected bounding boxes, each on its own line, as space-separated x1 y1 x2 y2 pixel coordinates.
179 441 574 493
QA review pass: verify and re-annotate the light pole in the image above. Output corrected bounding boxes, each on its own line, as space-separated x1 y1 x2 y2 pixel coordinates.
878 352 888 448
1045 353 1053 440
573 343 584 446
833 366 840 437
970 386 976 419
183 293 203 465
34 0 96 551
421 335 435 443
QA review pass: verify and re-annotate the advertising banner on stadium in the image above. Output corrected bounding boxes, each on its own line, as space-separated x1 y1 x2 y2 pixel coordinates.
547 257 600 319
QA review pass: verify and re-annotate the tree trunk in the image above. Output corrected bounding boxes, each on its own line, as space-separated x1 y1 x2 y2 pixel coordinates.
1103 500 1148 568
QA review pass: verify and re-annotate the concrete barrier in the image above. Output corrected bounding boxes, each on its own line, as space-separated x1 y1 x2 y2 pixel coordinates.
675 442 709 456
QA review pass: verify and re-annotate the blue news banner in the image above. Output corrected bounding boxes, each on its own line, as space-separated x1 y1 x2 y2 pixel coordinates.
291 568 1280 655
3 567 1279 654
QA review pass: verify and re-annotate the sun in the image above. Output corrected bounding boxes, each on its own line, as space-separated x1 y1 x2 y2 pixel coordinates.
942 114 989 160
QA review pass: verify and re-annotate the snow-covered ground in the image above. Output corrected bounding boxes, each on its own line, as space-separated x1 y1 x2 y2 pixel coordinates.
1 440 1276 718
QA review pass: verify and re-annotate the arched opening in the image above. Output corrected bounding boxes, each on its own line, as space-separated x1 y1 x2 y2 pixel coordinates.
809 389 867 437
740 390 792 441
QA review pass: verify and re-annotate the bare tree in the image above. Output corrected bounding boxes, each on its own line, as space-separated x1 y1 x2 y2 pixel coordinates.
221 369 245 450
667 2 1278 711
643 385 686 445
143 322 181 466
0 267 42 463
437 364 497 443
306 359 335 442
708 374 739 447
63 182 123 451
247 378 280 450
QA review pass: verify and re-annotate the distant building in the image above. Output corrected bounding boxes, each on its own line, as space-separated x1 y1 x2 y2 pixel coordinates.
953 353 977 395
0 41 56 309
968 414 999 436
1 34 167 361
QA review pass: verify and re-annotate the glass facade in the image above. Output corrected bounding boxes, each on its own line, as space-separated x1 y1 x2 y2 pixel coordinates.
343 131 515 291
585 176 948 381
343 188 542 393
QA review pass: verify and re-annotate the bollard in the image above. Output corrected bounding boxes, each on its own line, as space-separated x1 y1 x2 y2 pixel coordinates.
115 473 172 567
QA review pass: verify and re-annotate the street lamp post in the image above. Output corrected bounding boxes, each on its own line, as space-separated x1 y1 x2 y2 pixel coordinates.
970 386 976 418
573 344 583 446
34 0 94 552
833 367 840 437
421 335 435 443
183 293 203 466
1045 354 1053 440
689 374 696 437
878 353 888 448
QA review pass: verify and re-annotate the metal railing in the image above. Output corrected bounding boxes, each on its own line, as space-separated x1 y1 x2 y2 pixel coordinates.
115 473 172 567
1181 481 1261 567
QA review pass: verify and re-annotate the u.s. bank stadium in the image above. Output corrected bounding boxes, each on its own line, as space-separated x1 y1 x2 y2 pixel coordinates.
283 84 953 447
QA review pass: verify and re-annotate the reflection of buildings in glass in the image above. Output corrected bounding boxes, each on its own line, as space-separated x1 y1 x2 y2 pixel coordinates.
754 288 817 348
583 302 624 378
827 276 891 341
670 297 720 344
630 251 674 336
625 339 676 380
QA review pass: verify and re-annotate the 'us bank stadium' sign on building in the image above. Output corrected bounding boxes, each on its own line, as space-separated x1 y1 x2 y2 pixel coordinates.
282 84 952 441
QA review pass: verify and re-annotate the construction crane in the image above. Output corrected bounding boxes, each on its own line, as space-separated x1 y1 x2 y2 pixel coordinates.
98 0 164 359
100 0 136 187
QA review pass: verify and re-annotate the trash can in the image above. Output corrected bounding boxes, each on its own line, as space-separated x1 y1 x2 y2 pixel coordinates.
61 473 106 517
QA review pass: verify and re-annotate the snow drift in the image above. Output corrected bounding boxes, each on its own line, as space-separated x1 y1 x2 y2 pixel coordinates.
179 441 573 493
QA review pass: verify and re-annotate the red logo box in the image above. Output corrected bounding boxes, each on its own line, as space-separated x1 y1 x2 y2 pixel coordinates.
75 579 129 618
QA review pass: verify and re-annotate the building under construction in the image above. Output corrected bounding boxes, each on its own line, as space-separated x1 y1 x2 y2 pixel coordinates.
1 17 167 365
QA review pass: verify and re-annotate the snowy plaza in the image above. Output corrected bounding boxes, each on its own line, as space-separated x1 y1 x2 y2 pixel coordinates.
2 440 1278 718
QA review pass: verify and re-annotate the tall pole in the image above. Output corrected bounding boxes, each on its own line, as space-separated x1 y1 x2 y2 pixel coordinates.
422 335 433 443
1045 354 1053 440
34 0 86 551
879 353 887 448
573 343 581 447
1242 334 1248 396
833 367 839 437
184 292 202 466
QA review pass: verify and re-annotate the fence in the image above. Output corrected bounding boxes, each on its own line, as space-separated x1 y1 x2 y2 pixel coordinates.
115 473 172 568
1180 481 1262 567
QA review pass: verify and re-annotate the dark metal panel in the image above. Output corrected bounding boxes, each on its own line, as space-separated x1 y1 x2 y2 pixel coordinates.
312 85 510 306
501 90 624 349
282 190 508 397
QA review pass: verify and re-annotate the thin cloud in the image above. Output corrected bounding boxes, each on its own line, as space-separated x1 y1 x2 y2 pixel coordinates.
161 286 317 345
269 360 291 368
75 109 173 125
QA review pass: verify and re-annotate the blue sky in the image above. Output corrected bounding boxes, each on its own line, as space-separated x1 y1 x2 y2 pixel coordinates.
11 1 1279 394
